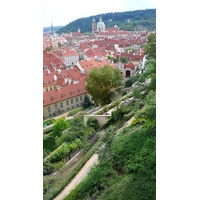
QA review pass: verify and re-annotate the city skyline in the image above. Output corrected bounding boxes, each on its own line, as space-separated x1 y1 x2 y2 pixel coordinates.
43 0 156 27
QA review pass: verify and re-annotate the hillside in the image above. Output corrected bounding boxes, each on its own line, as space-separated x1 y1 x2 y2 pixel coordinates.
43 26 64 33
56 9 156 34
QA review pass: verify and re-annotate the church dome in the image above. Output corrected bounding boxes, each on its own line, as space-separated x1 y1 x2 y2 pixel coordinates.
97 17 105 32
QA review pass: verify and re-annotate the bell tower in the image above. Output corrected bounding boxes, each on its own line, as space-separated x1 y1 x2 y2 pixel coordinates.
92 17 96 35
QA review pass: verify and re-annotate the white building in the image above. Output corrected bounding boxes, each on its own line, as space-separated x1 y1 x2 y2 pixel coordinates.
96 17 105 32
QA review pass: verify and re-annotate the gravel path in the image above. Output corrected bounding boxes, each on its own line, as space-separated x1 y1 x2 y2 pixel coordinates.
53 154 98 200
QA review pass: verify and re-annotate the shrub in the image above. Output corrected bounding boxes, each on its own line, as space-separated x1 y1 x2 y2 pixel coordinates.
52 118 70 137
49 143 70 163
122 91 127 96
68 107 84 116
131 118 146 126
43 160 54 175
103 105 109 112
87 117 99 130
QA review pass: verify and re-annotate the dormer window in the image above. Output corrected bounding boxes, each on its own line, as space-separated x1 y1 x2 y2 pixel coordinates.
49 80 52 84
78 88 82 92
70 91 74 94
62 93 65 97
51 96 55 100
43 99 45 103
43 81 46 85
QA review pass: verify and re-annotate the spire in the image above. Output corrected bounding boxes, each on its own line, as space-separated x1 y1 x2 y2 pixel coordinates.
93 17 95 22
99 16 102 22
51 21 54 35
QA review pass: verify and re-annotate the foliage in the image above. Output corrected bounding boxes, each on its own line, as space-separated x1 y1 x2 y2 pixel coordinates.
125 75 138 88
82 94 92 109
44 140 103 200
52 118 70 137
139 59 156 83
43 160 54 176
56 9 156 34
87 117 99 130
122 91 127 96
131 118 146 126
68 107 84 116
86 65 123 106
53 159 65 171
66 117 156 200
144 31 156 60
103 105 109 112
45 47 51 52
120 56 128 64
43 119 56 126
49 143 70 163
43 133 56 158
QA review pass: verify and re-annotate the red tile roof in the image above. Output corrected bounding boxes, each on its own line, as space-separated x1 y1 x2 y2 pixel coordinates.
43 80 87 107
78 57 115 72
124 62 135 70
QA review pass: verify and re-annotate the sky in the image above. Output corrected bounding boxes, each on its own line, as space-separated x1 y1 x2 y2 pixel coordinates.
43 0 156 27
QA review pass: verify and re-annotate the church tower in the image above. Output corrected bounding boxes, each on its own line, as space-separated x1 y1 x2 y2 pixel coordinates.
92 17 96 35
51 21 56 43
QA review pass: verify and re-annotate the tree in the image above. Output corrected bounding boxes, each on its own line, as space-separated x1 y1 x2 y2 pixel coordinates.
144 31 156 59
52 118 70 137
82 94 92 109
120 56 128 64
86 65 123 106
87 117 99 130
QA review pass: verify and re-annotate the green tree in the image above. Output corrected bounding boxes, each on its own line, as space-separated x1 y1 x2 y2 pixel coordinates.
144 31 156 59
87 117 99 130
82 94 92 109
52 118 70 137
86 65 123 106
45 47 51 52
120 56 128 64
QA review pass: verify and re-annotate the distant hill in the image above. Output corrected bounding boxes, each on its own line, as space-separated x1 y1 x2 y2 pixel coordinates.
56 9 156 34
43 26 64 33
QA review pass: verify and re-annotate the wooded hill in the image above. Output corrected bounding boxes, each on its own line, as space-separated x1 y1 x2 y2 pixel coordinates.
56 9 156 34
43 26 64 33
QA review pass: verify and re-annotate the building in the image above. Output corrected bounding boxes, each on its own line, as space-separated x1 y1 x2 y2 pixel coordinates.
43 61 88 118
92 17 96 35
76 56 115 73
51 22 58 48
115 62 136 78
96 17 105 32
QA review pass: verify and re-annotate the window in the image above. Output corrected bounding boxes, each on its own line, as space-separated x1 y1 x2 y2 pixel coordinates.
66 100 69 106
80 96 82 101
54 85 56 89
67 107 70 110
55 104 58 111
71 99 73 104
49 114 52 117
60 102 63 108
72 105 74 109
76 97 78 102
46 88 48 92
48 107 51 113
77 104 79 107
50 86 52 90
